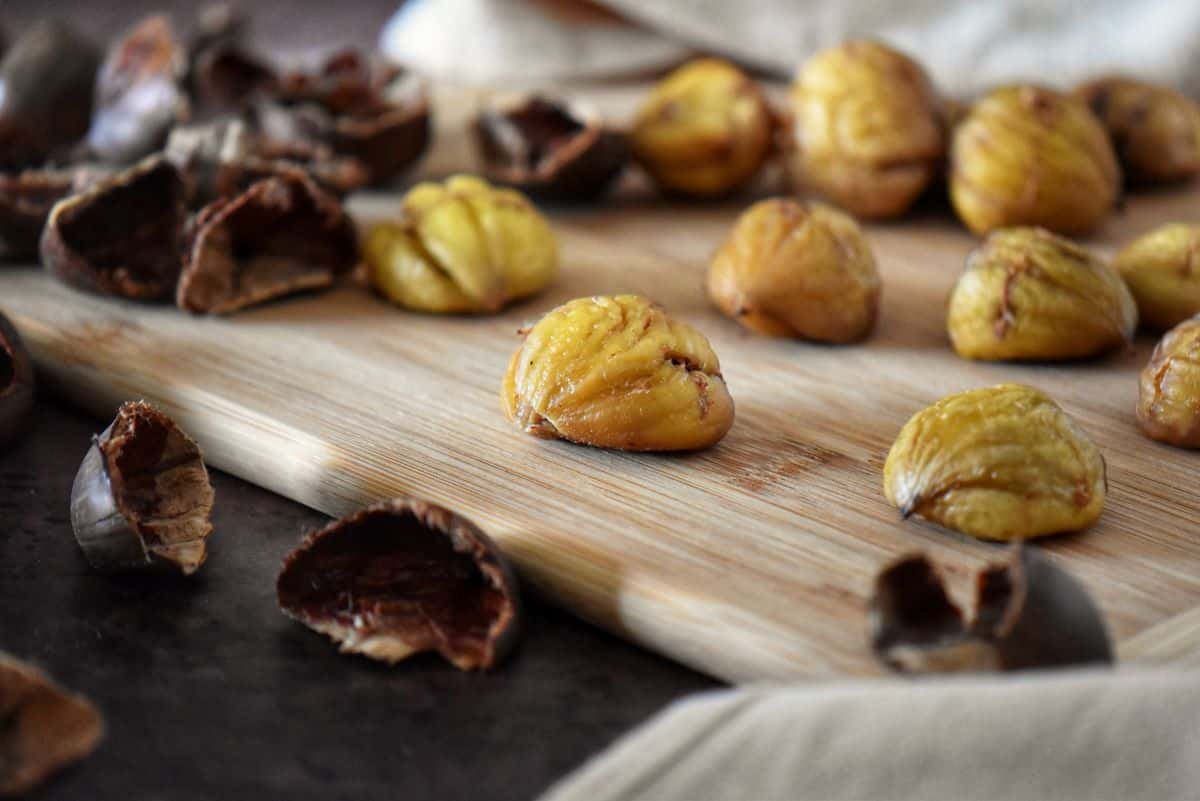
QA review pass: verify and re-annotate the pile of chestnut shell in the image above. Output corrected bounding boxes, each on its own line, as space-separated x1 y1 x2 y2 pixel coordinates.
0 9 431 313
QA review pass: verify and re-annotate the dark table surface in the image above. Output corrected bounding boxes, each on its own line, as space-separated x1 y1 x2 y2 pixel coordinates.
0 397 718 801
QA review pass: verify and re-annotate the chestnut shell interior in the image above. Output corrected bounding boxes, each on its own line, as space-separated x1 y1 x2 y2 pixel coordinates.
0 343 13 392
478 97 586 172
277 503 518 670
178 174 356 313
47 160 185 297
99 402 214 566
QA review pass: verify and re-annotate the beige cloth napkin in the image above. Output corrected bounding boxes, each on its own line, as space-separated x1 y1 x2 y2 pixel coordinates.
382 0 1200 96
539 669 1200 801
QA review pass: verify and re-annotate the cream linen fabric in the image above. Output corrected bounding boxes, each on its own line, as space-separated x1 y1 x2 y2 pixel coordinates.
539 669 1200 801
382 0 1200 95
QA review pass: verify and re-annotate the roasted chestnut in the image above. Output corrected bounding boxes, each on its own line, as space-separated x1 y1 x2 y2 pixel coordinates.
473 94 628 201
71 401 215 575
0 652 104 796
256 50 431 186
41 156 187 300
87 15 189 165
177 172 357 314
277 499 522 670
870 546 1112 674
0 20 101 169
0 311 35 446
0 166 108 261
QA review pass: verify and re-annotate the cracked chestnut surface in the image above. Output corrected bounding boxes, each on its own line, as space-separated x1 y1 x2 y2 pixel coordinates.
277 499 521 671
947 227 1136 361
502 295 734 451
1137 316 1200 448
71 401 215 574
788 39 945 219
883 384 1106 541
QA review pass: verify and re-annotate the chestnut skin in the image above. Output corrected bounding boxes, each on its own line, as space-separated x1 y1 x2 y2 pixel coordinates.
0 311 35 446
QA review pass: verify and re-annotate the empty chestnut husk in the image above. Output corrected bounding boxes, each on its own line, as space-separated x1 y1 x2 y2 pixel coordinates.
189 44 277 115
41 156 187 300
0 166 109 262
0 20 101 169
87 15 189 165
177 172 357 314
165 118 367 204
256 50 430 186
473 94 628 201
277 499 522 670
71 401 215 575
0 311 34 446
0 652 104 796
870 546 1112 673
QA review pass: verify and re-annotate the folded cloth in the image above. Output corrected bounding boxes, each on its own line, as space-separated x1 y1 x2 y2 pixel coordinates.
539 669 1200 801
382 0 1200 96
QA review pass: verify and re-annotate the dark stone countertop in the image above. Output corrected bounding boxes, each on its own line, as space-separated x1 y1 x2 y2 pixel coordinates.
0 398 718 801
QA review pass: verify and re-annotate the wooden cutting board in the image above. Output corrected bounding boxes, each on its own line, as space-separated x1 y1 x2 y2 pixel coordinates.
3 81 1199 680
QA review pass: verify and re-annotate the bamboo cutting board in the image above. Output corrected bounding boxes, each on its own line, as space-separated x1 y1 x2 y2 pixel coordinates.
3 180 1200 682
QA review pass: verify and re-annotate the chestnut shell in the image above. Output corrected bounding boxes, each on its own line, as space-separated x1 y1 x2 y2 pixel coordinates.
0 20 101 169
177 172 357 314
0 311 35 446
256 51 430 186
870 546 1112 673
40 157 187 300
474 95 628 201
70 400 215 575
0 652 104 796
87 15 189 165
277 498 522 671
0 167 109 261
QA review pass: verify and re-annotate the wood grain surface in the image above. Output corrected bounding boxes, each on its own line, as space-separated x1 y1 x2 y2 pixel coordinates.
2 89 1199 682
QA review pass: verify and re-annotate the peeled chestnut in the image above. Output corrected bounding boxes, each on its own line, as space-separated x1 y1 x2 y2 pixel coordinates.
41 156 187 300
177 172 357 314
256 51 431 186
630 58 773 199
1076 76 1200 186
0 20 101 169
0 166 108 261
870 546 1112 674
0 311 35 446
474 94 628 201
277 499 522 670
0 652 104 796
71 401 215 575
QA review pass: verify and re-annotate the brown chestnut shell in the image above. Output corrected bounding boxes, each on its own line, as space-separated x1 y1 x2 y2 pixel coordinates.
0 652 104 796
255 51 430 186
177 172 357 314
40 157 187 300
70 400 215 575
0 167 109 262
87 15 189 165
473 94 628 201
0 20 101 169
0 310 35 446
277 498 522 671
870 546 1112 674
